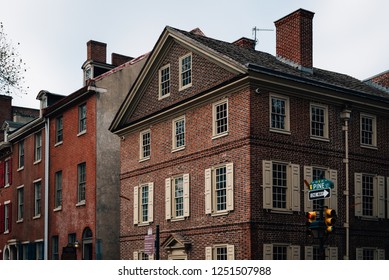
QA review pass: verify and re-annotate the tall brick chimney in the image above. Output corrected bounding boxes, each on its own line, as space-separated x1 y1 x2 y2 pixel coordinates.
87 40 107 63
274 9 315 72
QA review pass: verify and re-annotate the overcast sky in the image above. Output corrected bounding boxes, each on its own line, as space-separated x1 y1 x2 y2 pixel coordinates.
1 0 388 109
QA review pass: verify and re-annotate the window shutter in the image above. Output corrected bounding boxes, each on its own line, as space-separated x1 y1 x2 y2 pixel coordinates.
205 168 212 214
304 166 313 212
133 186 139 225
376 176 385 219
227 244 235 260
148 253 154 260
165 178 171 220
326 247 338 260
304 246 313 260
354 173 362 217
377 249 385 260
183 174 190 217
226 163 234 211
0 162 4 188
0 204 4 234
289 245 300 260
263 244 273 260
328 169 338 211
148 183 154 223
290 164 300 211
356 248 363 260
262 161 272 209
133 251 139 260
205 246 212 260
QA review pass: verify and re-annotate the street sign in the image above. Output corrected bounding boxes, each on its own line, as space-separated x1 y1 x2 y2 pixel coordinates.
308 188 331 200
144 234 155 255
309 179 334 191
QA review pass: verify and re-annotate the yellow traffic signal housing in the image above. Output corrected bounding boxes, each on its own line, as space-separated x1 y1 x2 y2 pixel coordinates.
324 207 336 232
306 211 317 224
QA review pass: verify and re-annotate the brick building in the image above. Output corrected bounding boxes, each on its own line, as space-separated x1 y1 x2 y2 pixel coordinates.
110 9 389 260
0 41 146 259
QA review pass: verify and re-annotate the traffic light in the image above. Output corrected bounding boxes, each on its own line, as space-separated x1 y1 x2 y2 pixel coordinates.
306 211 317 236
324 207 336 233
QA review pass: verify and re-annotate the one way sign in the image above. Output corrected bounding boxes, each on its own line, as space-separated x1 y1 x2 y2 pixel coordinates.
308 189 331 200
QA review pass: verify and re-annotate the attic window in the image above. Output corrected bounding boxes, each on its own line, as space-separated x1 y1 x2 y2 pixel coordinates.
159 64 170 99
179 53 192 90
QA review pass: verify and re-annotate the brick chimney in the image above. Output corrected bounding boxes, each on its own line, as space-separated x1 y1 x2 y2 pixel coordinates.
274 9 315 72
233 37 256 50
111 53 134 67
87 40 107 63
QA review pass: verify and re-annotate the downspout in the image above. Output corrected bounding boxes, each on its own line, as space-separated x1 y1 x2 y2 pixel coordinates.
341 109 351 260
44 117 50 259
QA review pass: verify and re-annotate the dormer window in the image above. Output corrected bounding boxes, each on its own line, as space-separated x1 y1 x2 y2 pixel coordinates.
84 66 92 83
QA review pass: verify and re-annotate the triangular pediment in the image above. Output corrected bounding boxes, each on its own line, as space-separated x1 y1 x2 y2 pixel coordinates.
161 234 191 250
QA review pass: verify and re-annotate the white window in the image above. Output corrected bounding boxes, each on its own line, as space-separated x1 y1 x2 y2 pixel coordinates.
172 116 185 150
304 166 338 212
212 99 228 138
270 94 290 133
133 250 154 260
54 171 62 209
140 130 151 160
134 183 154 225
165 174 190 220
354 173 386 219
56 116 63 144
159 64 170 99
18 140 24 170
205 244 234 260
360 114 377 147
3 201 11 233
34 132 42 163
17 185 24 221
4 158 12 187
263 244 300 260
305 246 338 260
262 161 300 211
179 53 192 90
205 163 234 215
310 104 328 139
78 104 87 134
34 180 42 217
77 163 86 204
356 248 385 260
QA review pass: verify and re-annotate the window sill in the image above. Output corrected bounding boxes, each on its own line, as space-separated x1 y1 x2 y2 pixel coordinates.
360 144 377 150
76 201 86 207
77 130 87 137
3 230 9 235
169 217 186 222
137 222 151 227
53 206 62 212
158 93 170 100
270 128 291 135
358 216 379 221
212 132 229 140
172 146 185 153
16 219 24 223
139 157 150 163
17 167 24 172
179 83 192 92
33 214 41 220
267 209 293 215
34 159 42 165
4 184 10 189
54 141 63 147
310 136 330 142
210 211 230 217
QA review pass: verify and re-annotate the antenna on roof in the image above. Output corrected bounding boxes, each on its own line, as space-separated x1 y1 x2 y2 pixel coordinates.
252 26 274 46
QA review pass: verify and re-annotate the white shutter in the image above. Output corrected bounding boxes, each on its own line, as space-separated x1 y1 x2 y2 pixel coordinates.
304 166 313 212
289 245 300 260
183 173 190 217
205 247 212 260
326 247 338 260
205 168 212 214
328 169 338 211
165 178 171 220
226 163 234 211
354 173 362 217
356 248 363 260
377 176 385 218
263 244 273 260
227 245 235 260
133 251 138 260
263 161 272 209
377 249 385 260
148 183 154 223
304 246 313 260
290 164 300 211
133 186 139 225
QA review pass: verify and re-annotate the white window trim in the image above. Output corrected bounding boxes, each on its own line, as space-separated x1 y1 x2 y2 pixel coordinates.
310 103 329 141
165 174 190 221
212 99 229 139
205 244 235 260
172 116 186 151
4 158 11 188
17 185 24 222
3 200 11 234
269 94 290 134
360 113 377 149
34 131 42 164
134 183 154 226
33 179 42 219
263 244 300 260
139 129 151 161
158 64 170 100
179 53 192 91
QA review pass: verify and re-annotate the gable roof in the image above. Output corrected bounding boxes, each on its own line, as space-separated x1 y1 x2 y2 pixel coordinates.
110 26 389 134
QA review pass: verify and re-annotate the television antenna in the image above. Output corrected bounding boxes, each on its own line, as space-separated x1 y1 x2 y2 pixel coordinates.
252 26 274 46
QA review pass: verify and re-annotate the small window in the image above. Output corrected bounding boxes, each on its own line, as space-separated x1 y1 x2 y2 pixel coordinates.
360 114 376 147
56 116 63 144
35 132 42 162
78 104 87 134
4 159 12 187
159 64 170 99
213 99 228 138
18 140 24 170
173 117 185 150
77 163 86 204
52 236 59 260
205 245 234 260
34 180 42 217
54 171 62 209
140 130 151 160
4 202 11 233
179 53 192 90
310 104 328 139
134 183 154 225
270 94 290 133
17 186 24 221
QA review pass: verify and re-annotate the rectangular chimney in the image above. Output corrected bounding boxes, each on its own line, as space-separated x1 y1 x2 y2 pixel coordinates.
274 9 315 72
87 40 107 63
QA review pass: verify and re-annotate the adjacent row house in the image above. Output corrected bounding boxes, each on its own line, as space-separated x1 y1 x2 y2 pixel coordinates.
110 9 389 260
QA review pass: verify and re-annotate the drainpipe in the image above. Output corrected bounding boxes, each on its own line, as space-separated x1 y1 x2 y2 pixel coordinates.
44 117 50 259
341 109 351 260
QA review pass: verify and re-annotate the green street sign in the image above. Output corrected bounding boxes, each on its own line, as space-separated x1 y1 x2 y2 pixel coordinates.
309 179 334 191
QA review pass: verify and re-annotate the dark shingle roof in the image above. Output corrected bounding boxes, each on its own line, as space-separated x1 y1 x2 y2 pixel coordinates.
171 27 388 100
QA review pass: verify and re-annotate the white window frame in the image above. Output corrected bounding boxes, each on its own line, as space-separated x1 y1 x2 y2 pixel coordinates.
55 116 63 145
205 163 234 215
54 170 62 210
17 185 24 222
78 103 87 135
305 246 338 260
212 99 229 138
360 113 377 148
133 250 154 260
139 129 151 161
269 94 290 134
262 160 300 212
263 244 300 260
159 64 170 99
34 131 42 163
4 158 11 187
18 140 24 170
356 248 385 260
33 179 42 218
77 162 86 205
172 116 186 151
310 103 329 140
205 244 234 260
134 183 154 225
179 53 192 91
165 174 190 220
4 200 11 233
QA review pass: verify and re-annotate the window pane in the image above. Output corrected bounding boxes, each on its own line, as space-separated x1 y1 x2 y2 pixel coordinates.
215 102 228 135
215 166 227 211
78 163 86 202
311 106 325 137
175 119 185 148
271 98 286 129
361 117 373 145
362 175 373 216
272 163 287 209
160 66 170 97
181 55 192 87
141 185 149 222
174 177 184 217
